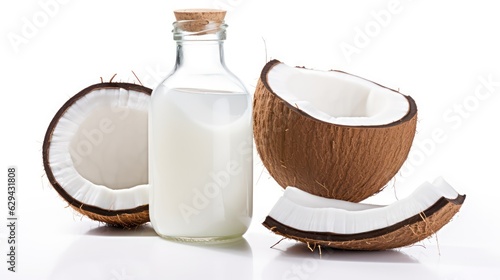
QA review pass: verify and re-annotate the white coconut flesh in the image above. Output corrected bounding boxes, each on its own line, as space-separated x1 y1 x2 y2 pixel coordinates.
267 177 460 234
267 63 410 126
48 87 149 211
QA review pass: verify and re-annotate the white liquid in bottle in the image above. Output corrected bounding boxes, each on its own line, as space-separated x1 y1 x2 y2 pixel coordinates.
149 88 253 241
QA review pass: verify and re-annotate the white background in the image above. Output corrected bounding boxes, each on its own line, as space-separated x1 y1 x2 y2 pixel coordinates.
1 0 500 279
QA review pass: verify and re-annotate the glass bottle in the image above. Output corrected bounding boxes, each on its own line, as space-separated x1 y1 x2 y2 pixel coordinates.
149 9 253 242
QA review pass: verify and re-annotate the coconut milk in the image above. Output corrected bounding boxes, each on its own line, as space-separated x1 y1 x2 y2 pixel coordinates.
149 88 253 241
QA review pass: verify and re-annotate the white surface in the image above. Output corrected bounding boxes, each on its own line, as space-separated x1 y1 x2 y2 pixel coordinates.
1 0 500 279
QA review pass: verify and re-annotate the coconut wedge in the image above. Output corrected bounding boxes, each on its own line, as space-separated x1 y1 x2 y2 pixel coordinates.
253 60 417 201
263 178 465 251
43 83 151 227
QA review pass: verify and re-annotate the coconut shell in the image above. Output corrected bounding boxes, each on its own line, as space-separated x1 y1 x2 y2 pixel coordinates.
263 194 465 251
253 60 418 202
74 205 149 229
42 82 151 228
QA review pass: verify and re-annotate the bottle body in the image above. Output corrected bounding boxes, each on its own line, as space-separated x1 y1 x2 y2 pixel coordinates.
149 87 252 241
149 23 253 242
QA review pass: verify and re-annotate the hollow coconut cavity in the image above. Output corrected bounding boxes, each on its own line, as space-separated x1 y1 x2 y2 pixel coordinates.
43 83 151 227
253 60 418 201
263 178 465 251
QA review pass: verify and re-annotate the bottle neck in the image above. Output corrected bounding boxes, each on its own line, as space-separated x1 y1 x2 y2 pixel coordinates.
175 40 226 73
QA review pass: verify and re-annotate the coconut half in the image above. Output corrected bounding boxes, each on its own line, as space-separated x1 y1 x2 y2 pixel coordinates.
253 60 418 201
263 178 465 251
43 83 151 227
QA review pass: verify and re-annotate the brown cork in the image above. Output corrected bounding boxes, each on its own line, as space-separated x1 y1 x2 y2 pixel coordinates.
174 9 226 22
174 9 226 32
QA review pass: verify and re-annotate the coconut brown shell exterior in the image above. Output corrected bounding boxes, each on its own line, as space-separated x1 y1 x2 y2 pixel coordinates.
42 82 151 228
253 60 418 202
263 194 465 251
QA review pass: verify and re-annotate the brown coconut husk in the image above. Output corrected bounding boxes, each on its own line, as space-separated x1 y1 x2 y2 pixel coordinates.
42 82 151 228
263 194 465 251
253 60 418 202
73 205 149 229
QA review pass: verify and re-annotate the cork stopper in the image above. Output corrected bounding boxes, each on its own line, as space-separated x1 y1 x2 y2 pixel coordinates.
174 9 226 32
174 9 226 22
